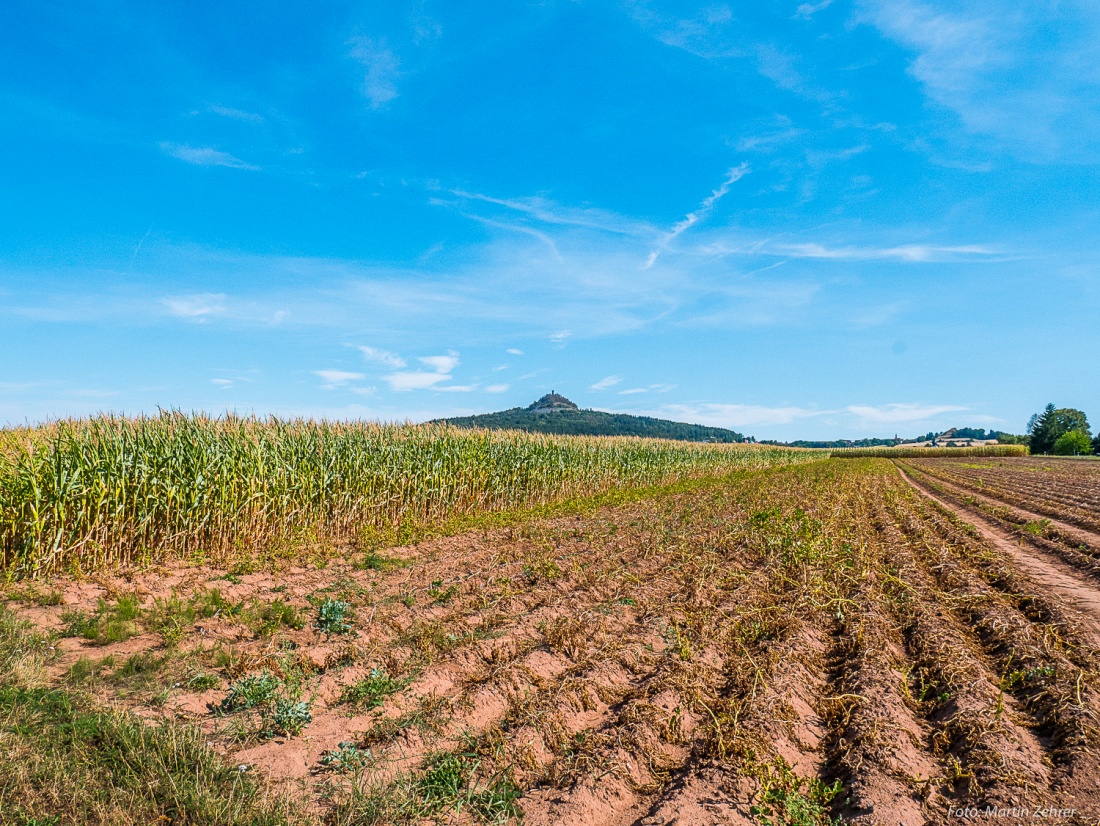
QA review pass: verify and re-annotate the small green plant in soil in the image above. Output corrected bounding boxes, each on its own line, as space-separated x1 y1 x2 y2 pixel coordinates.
7 586 63 606
428 580 459 604
60 595 143 645
320 742 373 772
0 683 300 825
186 671 221 691
749 758 842 826
355 548 408 572
66 655 114 685
339 667 406 709
263 698 312 737
243 600 304 636
414 751 522 824
217 672 282 713
147 588 244 644
1001 665 1056 691
191 588 242 618
1022 519 1051 537
522 559 560 582
315 598 352 634
112 651 167 686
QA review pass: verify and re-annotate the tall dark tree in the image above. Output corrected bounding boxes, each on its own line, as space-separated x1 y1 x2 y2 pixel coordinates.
1028 404 1092 454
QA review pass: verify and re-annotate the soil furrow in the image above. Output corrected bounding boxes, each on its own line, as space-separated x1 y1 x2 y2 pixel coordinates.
897 464 1100 633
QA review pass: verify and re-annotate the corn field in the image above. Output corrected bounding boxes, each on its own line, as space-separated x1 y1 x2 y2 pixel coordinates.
0 412 817 577
829 444 1028 459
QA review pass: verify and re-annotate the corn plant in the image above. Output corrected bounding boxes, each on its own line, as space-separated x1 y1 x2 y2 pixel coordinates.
0 412 817 577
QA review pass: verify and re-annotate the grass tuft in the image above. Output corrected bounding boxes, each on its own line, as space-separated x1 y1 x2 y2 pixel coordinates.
339 667 406 709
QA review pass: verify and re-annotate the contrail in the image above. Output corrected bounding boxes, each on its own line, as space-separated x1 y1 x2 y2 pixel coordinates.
130 226 153 266
645 163 750 269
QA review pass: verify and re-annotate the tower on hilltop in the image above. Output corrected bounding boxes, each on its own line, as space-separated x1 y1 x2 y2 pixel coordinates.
527 392 578 412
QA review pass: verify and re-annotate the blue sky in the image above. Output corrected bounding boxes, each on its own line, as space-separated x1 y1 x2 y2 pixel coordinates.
2 1 1098 440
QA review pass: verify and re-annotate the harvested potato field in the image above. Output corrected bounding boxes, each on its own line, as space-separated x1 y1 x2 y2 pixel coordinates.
3 457 1100 825
903 456 1100 536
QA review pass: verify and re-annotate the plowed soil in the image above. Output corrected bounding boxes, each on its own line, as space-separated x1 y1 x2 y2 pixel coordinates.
6 458 1100 826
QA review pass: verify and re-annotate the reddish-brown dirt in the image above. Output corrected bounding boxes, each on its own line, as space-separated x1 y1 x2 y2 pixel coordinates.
897 464 1100 633
6 458 1100 825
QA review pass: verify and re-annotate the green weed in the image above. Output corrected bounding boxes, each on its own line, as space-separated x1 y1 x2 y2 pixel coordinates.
339 667 406 709
428 580 459 604
1001 665 1056 691
217 672 282 713
320 741 372 772
1022 519 1051 537
749 759 842 826
66 655 113 685
243 600 304 636
315 598 351 634
263 699 312 737
59 595 143 645
186 672 221 691
0 683 299 825
415 751 522 823
112 651 166 684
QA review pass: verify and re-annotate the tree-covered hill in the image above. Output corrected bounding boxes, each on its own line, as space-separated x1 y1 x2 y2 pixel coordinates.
433 394 746 442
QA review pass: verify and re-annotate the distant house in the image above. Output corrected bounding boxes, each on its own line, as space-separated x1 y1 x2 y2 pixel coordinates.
905 427 999 448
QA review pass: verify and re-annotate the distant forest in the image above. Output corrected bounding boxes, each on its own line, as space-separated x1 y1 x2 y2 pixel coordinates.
770 428 1018 450
768 437 899 449
434 407 746 443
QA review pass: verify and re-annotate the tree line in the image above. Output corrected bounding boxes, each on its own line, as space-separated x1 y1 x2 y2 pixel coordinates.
1014 404 1099 455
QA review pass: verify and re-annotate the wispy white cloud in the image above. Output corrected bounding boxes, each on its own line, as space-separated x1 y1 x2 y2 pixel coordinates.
590 375 622 391
161 293 228 321
805 145 868 167
315 369 367 389
359 346 406 368
349 37 401 109
858 0 1100 159
20 202 1004 366
754 45 812 97
735 121 805 153
459 213 562 258
209 370 258 390
846 402 967 423
486 384 510 393
385 371 450 391
208 105 264 123
653 403 829 428
625 4 742 61
618 384 676 395
418 353 459 373
796 0 834 19
383 351 459 392
766 242 1001 262
627 5 833 101
506 348 524 355
449 190 653 237
159 142 259 170
411 11 443 44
